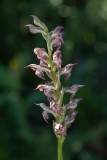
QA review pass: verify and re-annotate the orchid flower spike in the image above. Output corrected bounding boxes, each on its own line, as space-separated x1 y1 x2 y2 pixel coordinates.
25 15 84 160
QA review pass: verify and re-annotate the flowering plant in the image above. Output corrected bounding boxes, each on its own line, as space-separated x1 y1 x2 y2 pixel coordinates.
25 16 84 160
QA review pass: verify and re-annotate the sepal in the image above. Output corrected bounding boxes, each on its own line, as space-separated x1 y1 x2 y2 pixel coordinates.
65 98 83 110
25 24 47 35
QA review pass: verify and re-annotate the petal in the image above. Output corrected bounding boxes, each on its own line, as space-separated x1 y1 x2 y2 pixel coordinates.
25 64 51 80
25 24 47 35
64 84 85 94
36 103 49 111
52 26 64 32
50 26 64 38
25 64 51 72
35 84 56 91
61 63 78 74
65 98 83 110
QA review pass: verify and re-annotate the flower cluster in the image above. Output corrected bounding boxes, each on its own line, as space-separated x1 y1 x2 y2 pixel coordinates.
25 16 84 139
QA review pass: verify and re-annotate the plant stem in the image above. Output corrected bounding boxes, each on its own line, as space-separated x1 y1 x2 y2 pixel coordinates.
46 33 64 160
58 136 63 160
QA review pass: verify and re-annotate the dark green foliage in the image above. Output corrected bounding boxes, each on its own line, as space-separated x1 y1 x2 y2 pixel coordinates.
0 0 107 159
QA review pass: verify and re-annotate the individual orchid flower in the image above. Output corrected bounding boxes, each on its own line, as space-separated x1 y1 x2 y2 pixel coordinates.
50 100 63 116
54 122 66 137
64 84 85 99
34 48 49 64
25 16 84 160
25 24 47 35
35 83 56 100
35 83 56 91
49 26 64 51
36 103 56 123
60 63 78 81
65 110 79 128
65 98 83 110
25 64 51 80
53 50 62 69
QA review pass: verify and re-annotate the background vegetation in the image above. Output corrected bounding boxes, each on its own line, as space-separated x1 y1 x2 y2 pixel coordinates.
0 0 107 160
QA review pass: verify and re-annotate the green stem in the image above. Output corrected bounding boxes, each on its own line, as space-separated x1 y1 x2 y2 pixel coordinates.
58 136 63 160
46 34 56 84
46 33 64 160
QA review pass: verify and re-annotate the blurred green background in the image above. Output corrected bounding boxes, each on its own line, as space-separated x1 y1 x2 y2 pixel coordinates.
0 0 107 160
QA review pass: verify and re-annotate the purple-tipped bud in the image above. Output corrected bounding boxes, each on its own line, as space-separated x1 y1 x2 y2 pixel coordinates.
54 122 66 137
